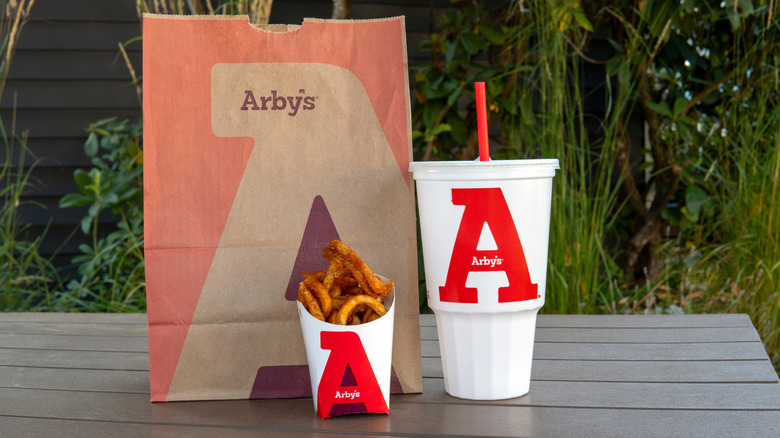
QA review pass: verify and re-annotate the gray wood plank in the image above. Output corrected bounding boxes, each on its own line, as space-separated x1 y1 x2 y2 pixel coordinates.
0 312 147 324
3 313 778 437
0 333 149 352
422 339 772 361
419 357 779 383
0 366 150 394
1 416 352 438
530 358 780 383
535 326 762 343
0 321 148 337
537 313 755 328
423 325 762 343
2 388 778 438
0 348 149 370
422 313 755 329
533 341 772 361
409 378 780 411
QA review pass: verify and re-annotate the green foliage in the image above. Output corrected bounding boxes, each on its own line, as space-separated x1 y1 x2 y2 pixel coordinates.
0 0 60 311
58 117 145 312
0 134 62 310
413 0 780 372
413 0 620 315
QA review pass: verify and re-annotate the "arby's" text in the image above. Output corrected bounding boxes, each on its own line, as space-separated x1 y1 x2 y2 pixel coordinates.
240 89 316 116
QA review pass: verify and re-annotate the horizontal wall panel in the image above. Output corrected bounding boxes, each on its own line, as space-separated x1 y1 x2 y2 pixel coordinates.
8 50 141 80
17 21 142 51
0 109 142 138
2 80 141 110
30 0 139 22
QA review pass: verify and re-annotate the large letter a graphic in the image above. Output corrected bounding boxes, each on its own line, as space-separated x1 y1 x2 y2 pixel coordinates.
317 331 388 418
439 187 537 303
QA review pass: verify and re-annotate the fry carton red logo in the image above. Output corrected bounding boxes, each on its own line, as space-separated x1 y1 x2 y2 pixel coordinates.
317 331 388 418
439 187 537 303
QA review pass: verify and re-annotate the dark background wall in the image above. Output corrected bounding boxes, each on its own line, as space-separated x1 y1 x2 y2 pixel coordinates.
1 0 455 273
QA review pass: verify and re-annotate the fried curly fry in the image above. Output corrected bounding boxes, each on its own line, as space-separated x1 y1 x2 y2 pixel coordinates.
298 282 325 321
302 278 332 318
322 246 392 301
334 294 387 325
298 240 391 325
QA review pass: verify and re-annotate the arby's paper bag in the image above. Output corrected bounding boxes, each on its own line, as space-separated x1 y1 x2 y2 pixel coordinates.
142 14 421 402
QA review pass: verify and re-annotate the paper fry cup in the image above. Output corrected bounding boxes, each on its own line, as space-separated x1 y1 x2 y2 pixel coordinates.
297 282 395 419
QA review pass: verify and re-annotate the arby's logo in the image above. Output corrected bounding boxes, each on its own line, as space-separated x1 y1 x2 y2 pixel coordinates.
439 187 537 303
240 89 316 116
317 331 388 418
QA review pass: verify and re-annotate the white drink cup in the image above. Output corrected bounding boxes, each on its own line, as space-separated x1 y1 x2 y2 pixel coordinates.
409 159 559 400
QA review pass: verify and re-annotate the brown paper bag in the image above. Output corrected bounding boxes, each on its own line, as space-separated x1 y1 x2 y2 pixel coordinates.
142 14 421 402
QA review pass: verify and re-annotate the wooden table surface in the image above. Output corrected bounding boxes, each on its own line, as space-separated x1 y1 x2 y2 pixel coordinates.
1 312 779 437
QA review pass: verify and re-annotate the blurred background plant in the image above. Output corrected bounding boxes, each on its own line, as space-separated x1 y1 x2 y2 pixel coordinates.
135 0 274 24
58 117 145 311
412 0 780 371
0 0 61 310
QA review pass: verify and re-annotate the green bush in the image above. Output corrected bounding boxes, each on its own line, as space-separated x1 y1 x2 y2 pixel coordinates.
412 0 780 372
58 117 145 312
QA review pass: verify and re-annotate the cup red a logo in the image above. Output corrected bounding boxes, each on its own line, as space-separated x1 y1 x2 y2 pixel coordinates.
439 187 537 303
317 331 388 418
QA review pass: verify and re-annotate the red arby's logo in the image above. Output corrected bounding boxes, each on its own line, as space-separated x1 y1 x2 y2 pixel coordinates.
240 89 316 116
439 187 537 303
317 331 388 418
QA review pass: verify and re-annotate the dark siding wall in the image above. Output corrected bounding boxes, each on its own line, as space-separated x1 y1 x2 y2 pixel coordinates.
1 0 453 272
2 0 143 271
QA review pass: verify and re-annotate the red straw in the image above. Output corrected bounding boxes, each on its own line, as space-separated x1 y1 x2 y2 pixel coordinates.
475 82 489 161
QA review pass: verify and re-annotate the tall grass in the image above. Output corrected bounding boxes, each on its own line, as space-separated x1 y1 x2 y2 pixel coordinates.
685 64 780 370
498 0 623 314
1 129 61 310
136 0 274 24
0 0 59 310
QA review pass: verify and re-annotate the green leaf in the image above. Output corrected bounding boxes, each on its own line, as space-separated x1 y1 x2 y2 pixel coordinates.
84 132 99 157
422 100 444 129
446 111 468 143
673 98 687 117
80 216 93 235
685 185 708 222
103 193 119 206
477 25 505 45
73 169 92 192
444 38 457 68
605 57 622 76
573 10 593 32
460 32 486 55
431 123 452 137
446 83 464 106
645 101 673 118
59 193 92 208
88 203 101 218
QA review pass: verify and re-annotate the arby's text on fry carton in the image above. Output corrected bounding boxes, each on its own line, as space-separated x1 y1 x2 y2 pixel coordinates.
142 14 421 403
